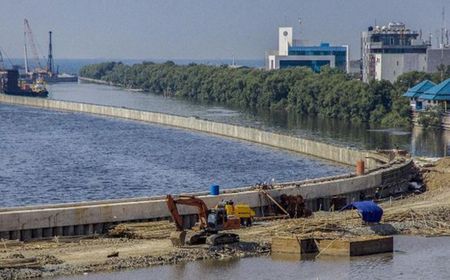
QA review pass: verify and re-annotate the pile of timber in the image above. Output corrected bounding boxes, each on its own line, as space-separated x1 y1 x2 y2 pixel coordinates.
384 207 450 236
0 239 24 250
0 257 41 269
108 221 176 239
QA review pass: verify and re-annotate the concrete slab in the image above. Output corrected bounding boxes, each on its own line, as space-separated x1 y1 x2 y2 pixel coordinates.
317 236 393 256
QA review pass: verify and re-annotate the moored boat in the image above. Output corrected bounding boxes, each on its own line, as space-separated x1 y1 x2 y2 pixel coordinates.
0 69 48 97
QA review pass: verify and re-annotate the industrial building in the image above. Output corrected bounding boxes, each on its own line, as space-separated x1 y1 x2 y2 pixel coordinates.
361 22 430 83
427 48 450 73
266 27 349 73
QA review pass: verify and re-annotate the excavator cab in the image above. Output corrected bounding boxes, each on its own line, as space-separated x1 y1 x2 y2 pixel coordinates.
207 208 228 232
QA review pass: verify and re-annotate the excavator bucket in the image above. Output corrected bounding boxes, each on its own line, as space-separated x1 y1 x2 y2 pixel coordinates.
170 231 187 247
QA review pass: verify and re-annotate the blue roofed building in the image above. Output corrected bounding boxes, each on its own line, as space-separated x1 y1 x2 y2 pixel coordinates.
266 27 349 73
403 80 436 110
404 79 450 112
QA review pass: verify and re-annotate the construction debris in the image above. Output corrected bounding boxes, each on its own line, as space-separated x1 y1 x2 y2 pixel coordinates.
108 221 176 239
0 257 41 269
107 251 119 258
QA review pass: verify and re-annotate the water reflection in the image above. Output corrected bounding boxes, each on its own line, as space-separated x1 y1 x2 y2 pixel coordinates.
252 109 408 151
56 236 450 280
411 127 450 157
47 83 450 157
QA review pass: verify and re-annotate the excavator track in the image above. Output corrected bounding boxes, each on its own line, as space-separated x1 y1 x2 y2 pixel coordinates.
186 232 208 245
206 233 239 246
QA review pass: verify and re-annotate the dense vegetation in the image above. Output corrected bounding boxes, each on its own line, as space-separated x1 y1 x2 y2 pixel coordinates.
417 107 444 128
79 62 450 127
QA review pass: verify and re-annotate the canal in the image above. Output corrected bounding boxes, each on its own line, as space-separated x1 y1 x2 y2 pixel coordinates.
47 82 450 157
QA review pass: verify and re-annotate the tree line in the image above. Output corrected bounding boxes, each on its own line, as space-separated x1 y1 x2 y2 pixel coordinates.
79 61 450 127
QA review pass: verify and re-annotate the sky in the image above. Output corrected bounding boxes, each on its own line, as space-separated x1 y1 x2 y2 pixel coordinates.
0 0 449 61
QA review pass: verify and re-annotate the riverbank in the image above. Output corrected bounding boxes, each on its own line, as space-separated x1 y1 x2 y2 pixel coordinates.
1 157 448 279
78 62 413 127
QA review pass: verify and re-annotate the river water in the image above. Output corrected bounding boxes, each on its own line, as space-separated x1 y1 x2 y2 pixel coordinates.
55 236 450 280
0 103 349 207
1 81 447 206
2 81 448 279
47 82 450 157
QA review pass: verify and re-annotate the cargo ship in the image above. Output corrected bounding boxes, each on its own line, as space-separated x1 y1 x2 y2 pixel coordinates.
0 69 48 98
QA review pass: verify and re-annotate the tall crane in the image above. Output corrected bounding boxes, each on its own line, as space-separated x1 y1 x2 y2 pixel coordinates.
23 19 45 74
46 31 54 75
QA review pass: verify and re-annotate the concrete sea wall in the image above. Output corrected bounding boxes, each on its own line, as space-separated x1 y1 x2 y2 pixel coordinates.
0 160 413 241
0 94 385 168
0 94 413 241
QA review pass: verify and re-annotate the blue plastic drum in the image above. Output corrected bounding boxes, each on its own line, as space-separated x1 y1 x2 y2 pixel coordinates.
210 184 220 195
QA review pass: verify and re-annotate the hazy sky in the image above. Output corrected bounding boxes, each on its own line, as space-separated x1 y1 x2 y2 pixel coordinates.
0 0 449 60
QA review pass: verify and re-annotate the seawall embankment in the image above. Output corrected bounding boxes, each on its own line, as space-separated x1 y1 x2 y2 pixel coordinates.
0 94 385 168
0 94 414 241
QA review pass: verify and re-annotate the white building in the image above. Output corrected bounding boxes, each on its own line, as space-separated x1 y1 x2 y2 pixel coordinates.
267 27 349 73
372 53 427 82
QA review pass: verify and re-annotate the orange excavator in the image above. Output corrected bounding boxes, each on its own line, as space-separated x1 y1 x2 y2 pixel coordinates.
166 195 240 246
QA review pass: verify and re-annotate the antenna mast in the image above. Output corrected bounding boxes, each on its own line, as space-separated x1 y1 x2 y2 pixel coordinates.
441 6 446 48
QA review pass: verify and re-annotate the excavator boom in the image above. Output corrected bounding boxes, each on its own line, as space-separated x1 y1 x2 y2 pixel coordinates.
166 195 209 231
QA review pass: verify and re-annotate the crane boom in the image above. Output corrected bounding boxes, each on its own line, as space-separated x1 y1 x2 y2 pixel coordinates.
24 19 44 72
166 195 208 231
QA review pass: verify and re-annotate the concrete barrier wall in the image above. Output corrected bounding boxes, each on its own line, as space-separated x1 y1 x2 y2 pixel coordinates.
0 160 413 240
0 94 385 168
0 94 411 241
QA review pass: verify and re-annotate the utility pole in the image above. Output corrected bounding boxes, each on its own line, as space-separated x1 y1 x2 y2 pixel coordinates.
47 31 54 75
441 7 446 82
441 7 445 48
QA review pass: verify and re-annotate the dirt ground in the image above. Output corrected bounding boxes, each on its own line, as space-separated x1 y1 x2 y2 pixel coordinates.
1 157 449 279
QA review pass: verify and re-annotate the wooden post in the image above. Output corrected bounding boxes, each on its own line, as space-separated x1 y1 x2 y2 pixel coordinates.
356 160 365 176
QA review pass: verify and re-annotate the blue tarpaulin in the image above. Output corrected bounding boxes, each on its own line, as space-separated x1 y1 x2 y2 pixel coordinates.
341 201 383 223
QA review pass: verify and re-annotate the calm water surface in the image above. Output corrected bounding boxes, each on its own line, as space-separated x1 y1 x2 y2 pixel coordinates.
48 82 450 157
0 104 349 207
55 236 450 280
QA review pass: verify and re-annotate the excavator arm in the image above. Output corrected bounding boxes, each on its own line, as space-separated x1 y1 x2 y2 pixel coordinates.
166 195 209 231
